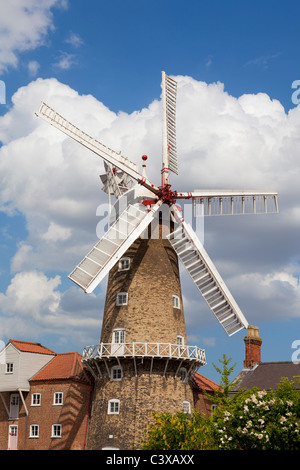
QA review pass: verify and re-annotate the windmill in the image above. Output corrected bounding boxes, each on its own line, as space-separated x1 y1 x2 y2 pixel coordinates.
35 72 278 337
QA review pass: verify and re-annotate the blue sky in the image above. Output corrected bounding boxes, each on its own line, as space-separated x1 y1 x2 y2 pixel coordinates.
0 0 300 383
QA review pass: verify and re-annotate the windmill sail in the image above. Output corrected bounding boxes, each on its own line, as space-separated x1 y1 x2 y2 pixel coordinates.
36 102 159 196
69 200 162 293
167 205 248 336
176 190 278 216
162 72 178 176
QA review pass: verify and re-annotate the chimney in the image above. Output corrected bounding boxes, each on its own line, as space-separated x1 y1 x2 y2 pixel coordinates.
244 325 262 368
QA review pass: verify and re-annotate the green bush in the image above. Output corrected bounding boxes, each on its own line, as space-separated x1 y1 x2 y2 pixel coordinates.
141 410 216 450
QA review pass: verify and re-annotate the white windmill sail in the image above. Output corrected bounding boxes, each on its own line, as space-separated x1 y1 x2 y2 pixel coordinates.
167 204 249 336
162 71 178 179
69 200 163 293
188 190 278 217
35 102 159 196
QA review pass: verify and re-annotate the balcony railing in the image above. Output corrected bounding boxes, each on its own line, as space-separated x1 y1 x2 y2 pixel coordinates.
82 342 206 365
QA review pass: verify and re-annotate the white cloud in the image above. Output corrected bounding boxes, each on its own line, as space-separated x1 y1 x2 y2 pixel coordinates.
53 51 76 70
0 270 102 346
0 0 67 73
0 75 300 344
65 32 83 48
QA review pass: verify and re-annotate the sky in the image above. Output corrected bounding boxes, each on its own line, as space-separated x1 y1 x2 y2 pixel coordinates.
0 0 300 383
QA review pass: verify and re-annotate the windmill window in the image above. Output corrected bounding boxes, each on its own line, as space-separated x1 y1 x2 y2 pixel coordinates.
119 257 130 271
111 365 123 381
180 367 187 382
108 399 120 414
112 329 126 344
173 295 180 309
182 400 191 414
177 335 184 347
116 292 128 306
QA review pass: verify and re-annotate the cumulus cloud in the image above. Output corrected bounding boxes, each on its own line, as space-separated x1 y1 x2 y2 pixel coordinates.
0 0 67 73
0 270 102 347
0 74 300 346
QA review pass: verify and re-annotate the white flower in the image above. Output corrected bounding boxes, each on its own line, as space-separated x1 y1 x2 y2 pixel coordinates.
280 416 287 424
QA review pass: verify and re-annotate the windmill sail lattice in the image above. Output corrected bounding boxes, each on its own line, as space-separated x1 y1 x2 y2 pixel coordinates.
69 200 162 293
162 72 178 176
168 205 248 335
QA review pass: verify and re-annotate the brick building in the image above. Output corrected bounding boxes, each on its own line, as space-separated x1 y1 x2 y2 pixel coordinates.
0 340 92 450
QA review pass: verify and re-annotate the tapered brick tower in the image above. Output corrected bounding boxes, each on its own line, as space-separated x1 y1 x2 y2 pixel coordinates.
83 215 205 450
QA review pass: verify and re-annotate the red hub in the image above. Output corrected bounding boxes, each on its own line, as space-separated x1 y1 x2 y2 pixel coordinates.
158 184 177 205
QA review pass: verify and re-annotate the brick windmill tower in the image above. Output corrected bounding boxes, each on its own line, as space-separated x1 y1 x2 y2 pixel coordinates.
36 72 278 449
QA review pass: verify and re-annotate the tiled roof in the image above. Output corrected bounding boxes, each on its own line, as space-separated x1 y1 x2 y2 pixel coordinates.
9 339 56 356
230 361 300 393
192 371 220 392
30 352 92 384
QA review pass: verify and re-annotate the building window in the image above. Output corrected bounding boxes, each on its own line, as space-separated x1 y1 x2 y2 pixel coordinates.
119 257 130 271
31 393 41 406
111 365 123 381
30 425 39 438
173 295 180 309
51 424 62 438
182 400 191 414
53 392 63 405
108 399 120 414
177 335 184 347
116 292 128 306
180 367 187 382
6 363 13 373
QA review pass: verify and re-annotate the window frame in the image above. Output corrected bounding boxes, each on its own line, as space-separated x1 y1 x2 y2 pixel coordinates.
53 392 63 406
29 424 39 438
111 365 123 381
172 294 180 309
108 399 120 415
112 328 126 344
31 393 41 406
51 424 62 438
116 292 128 306
118 257 130 271
6 363 14 374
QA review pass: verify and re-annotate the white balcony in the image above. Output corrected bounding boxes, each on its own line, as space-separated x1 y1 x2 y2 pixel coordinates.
82 342 206 365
